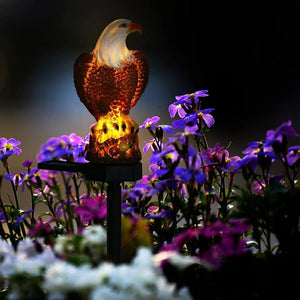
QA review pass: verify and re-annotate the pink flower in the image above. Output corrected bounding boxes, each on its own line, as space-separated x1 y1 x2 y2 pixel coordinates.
74 194 107 224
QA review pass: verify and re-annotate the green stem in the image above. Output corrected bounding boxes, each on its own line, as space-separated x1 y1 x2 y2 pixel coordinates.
72 174 80 205
5 167 27 238
282 155 295 189
60 172 74 233
28 185 35 225
5 167 20 210
219 172 227 219
72 174 83 229
0 194 16 248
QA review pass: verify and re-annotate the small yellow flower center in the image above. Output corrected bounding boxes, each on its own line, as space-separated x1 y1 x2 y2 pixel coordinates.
5 143 12 151
165 153 174 160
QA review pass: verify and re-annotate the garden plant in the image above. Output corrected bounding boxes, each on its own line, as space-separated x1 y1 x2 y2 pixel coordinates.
0 90 299 299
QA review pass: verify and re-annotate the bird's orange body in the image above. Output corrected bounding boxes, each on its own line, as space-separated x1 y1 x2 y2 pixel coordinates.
73 19 148 164
74 51 148 119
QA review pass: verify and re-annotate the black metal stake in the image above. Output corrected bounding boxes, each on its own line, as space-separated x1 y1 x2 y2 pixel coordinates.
106 181 122 263
37 161 142 264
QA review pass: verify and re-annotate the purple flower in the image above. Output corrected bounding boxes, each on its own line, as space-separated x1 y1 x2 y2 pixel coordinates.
149 145 180 167
242 141 273 156
202 143 229 165
140 116 160 129
201 219 251 268
198 108 215 128
23 159 33 168
37 133 86 162
287 146 300 166
4 172 24 186
169 131 201 145
74 194 107 224
265 120 299 147
169 90 209 119
163 228 201 252
152 178 180 193
28 219 53 236
252 180 266 194
37 169 59 183
152 168 169 178
230 138 279 173
0 212 6 222
174 167 206 185
152 124 174 134
201 143 241 173
144 205 172 219
28 219 53 245
229 154 259 172
143 139 156 153
202 237 248 269
121 202 139 214
169 101 188 119
68 133 87 162
172 108 215 130
15 209 33 226
175 90 209 104
22 168 40 190
0 138 22 159
163 219 250 269
124 181 153 201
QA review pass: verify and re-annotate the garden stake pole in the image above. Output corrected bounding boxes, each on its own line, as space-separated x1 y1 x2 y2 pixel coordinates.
106 181 122 264
37 161 142 265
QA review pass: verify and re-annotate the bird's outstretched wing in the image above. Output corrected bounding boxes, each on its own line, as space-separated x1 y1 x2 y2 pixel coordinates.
74 51 148 120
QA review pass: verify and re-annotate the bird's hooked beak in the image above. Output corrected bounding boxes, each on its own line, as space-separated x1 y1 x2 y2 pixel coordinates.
126 22 142 35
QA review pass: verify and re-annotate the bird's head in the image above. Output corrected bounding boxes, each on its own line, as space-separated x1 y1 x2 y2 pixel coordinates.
92 19 142 68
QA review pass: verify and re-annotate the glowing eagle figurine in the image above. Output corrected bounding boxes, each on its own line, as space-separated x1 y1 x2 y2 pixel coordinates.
74 19 149 164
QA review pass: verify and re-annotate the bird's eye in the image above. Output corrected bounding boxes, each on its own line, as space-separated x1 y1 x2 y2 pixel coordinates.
119 23 127 28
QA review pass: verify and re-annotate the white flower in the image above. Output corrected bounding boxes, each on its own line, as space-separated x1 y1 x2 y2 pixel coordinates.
0 238 58 277
53 235 68 256
0 239 14 256
132 247 154 269
43 261 104 294
17 237 43 257
90 286 133 300
82 225 107 246
168 251 199 270
97 247 192 300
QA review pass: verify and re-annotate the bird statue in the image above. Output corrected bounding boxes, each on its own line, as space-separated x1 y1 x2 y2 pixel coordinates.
74 19 149 164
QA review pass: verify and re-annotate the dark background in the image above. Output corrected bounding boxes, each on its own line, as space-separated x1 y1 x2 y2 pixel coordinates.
1 0 300 169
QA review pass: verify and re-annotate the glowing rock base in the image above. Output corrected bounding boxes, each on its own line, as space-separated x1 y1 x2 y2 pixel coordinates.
86 114 141 164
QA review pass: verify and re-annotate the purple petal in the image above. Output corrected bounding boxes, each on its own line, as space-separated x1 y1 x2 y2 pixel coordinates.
0 138 7 148
168 104 177 118
143 140 154 153
202 114 215 128
175 93 190 102
172 119 186 129
161 125 174 134
194 171 206 185
140 116 160 128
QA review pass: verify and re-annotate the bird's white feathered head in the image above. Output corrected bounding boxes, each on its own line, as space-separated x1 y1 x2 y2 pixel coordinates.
92 19 142 68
